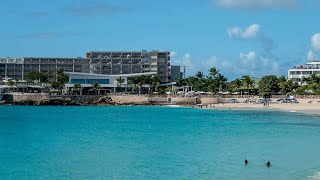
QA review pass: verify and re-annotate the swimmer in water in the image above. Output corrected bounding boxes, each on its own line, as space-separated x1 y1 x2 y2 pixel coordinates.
244 159 248 165
266 161 271 167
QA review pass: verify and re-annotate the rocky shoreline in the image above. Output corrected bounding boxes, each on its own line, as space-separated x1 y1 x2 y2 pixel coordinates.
0 96 166 106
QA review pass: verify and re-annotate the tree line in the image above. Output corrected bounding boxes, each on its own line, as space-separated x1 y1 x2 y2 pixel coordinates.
175 67 320 96
5 67 320 95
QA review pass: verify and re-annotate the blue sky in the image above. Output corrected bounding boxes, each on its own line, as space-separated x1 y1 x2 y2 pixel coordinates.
1 0 320 79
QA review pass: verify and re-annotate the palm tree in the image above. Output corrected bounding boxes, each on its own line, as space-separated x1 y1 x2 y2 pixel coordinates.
241 75 255 95
209 67 220 77
185 77 197 88
7 80 15 92
91 82 101 95
195 71 204 79
206 77 216 93
303 73 320 85
73 83 83 95
215 74 227 92
55 68 69 83
176 78 185 87
116 76 125 92
229 78 242 92
137 75 147 95
151 75 161 92
128 77 139 93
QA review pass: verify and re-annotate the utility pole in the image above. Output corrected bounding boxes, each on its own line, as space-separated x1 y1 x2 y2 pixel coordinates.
182 65 190 79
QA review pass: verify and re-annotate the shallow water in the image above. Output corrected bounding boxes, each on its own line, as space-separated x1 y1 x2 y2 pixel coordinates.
1 106 320 179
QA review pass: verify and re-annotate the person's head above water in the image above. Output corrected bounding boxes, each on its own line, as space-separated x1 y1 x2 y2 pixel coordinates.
244 159 248 165
266 161 271 167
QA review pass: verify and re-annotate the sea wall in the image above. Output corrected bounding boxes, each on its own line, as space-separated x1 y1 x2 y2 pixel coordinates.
11 94 50 102
109 95 197 105
109 95 149 104
170 97 198 104
7 94 103 104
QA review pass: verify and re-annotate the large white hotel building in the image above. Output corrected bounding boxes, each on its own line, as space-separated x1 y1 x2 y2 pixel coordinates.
0 50 181 83
288 60 320 85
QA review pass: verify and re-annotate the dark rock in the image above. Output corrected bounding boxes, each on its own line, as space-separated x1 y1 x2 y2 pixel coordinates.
13 99 36 105
37 98 80 106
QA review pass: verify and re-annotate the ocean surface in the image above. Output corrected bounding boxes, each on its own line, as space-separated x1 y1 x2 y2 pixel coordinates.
1 106 320 179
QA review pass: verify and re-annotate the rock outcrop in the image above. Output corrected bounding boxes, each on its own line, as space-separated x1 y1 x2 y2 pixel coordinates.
37 98 79 106
92 96 115 105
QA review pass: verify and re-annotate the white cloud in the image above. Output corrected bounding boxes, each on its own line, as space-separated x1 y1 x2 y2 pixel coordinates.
182 53 195 69
227 24 275 54
215 0 297 10
227 24 260 39
307 50 320 61
237 51 279 77
170 52 177 58
307 33 320 60
170 51 280 78
201 51 279 78
240 51 256 61
311 33 320 51
308 50 315 60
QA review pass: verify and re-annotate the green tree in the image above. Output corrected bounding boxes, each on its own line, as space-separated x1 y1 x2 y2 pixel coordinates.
209 67 220 77
26 71 49 82
241 75 255 95
150 75 161 92
301 74 320 94
195 71 204 79
73 83 83 95
51 68 69 93
258 75 279 97
176 78 186 87
215 74 228 92
137 75 148 95
302 73 320 85
91 82 101 95
128 77 139 93
55 68 69 83
229 78 242 92
7 80 15 92
205 77 217 93
116 76 125 92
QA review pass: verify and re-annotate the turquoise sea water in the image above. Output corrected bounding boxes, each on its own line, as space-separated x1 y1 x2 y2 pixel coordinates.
1 106 320 179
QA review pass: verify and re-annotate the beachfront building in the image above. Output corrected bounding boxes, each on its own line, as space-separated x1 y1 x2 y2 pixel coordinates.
64 72 157 93
288 60 320 85
0 50 175 83
0 57 90 81
170 65 183 82
87 50 171 82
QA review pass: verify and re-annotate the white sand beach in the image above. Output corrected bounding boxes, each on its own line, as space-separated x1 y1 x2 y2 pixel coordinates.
206 99 320 115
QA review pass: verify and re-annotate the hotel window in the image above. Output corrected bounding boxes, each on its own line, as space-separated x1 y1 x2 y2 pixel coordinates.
302 71 312 75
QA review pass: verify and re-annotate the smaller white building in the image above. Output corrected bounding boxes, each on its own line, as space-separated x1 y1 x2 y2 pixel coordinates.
288 61 320 85
64 72 156 92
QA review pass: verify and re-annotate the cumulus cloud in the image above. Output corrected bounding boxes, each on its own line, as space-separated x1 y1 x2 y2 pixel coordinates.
227 24 275 55
171 51 280 78
170 52 177 58
214 0 297 10
237 51 279 77
240 51 256 61
227 24 260 39
182 53 194 68
170 52 194 70
311 33 320 50
307 33 320 60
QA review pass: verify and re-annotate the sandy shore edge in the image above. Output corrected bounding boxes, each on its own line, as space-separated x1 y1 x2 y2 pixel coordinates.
198 103 320 116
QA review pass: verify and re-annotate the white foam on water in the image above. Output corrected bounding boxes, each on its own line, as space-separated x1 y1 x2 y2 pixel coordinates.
164 105 182 108
307 171 320 179
289 110 297 113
